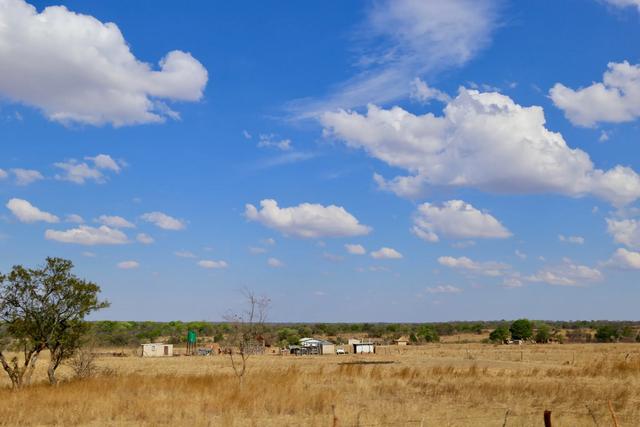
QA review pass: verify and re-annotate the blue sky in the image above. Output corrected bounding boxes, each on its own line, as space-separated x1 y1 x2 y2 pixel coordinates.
2 0 640 321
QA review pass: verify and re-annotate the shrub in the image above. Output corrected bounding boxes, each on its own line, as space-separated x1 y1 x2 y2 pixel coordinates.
419 326 439 343
595 325 620 343
509 319 533 340
534 324 551 343
67 347 98 380
489 326 509 343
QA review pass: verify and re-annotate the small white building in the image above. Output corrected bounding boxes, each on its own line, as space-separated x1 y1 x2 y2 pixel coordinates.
299 337 336 355
353 343 375 354
299 337 322 347
141 343 173 357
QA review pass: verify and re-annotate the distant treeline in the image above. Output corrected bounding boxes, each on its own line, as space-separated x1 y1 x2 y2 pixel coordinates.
87 320 640 347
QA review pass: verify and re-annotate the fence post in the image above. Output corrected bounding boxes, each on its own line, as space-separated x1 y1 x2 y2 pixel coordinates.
332 404 338 427
584 404 599 426
502 409 510 427
544 410 552 427
608 400 619 427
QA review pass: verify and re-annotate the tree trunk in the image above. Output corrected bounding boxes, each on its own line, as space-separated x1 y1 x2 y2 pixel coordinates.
0 349 42 390
47 347 63 385
0 353 19 389
23 350 41 386
47 365 57 385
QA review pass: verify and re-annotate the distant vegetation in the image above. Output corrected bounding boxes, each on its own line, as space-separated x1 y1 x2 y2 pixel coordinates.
86 318 640 347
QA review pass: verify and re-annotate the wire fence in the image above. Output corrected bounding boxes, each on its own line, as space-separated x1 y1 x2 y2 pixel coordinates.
320 401 632 427
233 408 634 427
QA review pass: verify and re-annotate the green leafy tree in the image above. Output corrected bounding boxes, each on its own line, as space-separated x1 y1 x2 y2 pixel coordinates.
419 325 440 343
276 328 300 345
534 323 551 343
0 258 108 387
489 326 510 343
595 325 620 343
621 325 634 339
509 319 533 341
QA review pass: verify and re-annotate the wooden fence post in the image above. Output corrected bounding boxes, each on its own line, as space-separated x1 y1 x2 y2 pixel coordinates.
332 404 338 427
544 410 552 427
584 404 599 426
502 409 510 427
608 400 619 427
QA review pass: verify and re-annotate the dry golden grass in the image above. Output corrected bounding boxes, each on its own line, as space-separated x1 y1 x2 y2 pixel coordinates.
1 343 639 426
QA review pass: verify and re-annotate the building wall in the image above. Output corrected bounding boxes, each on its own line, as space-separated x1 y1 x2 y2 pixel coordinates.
142 344 173 357
320 344 335 355
353 344 375 354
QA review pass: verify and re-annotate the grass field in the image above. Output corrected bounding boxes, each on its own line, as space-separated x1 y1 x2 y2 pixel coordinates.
0 343 638 426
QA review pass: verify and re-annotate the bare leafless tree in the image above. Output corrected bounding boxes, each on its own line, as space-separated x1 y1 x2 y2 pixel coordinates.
223 289 270 387
66 345 99 380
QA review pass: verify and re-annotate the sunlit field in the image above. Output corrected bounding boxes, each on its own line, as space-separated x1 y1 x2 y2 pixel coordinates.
1 343 638 426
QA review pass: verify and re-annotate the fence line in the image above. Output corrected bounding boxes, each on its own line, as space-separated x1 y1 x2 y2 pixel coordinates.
322 402 634 427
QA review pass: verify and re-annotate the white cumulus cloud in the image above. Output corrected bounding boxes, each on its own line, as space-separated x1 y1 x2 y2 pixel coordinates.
257 134 292 151
198 260 228 269
6 198 59 223
345 243 366 255
54 154 123 184
558 234 585 244
425 285 462 294
322 88 640 206
88 154 122 172
0 0 208 126
604 248 640 269
45 225 128 245
412 200 511 242
602 0 640 12
370 247 403 259
267 257 284 268
117 261 139 270
550 61 640 127
175 250 196 258
606 218 640 249
515 250 527 260
525 260 602 286
141 211 185 230
438 256 509 277
136 233 154 244
97 215 135 229
11 168 43 186
65 214 84 224
410 78 450 104
245 199 371 238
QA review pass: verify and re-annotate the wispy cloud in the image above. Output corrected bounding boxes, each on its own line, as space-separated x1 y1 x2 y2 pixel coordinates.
251 151 318 170
288 0 500 118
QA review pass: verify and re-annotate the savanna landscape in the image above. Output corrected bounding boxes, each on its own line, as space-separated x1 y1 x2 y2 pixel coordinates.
4 0 640 426
1 341 639 426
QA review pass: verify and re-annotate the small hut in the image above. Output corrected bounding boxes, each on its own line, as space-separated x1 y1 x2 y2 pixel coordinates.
394 337 409 346
141 343 173 357
353 342 375 354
